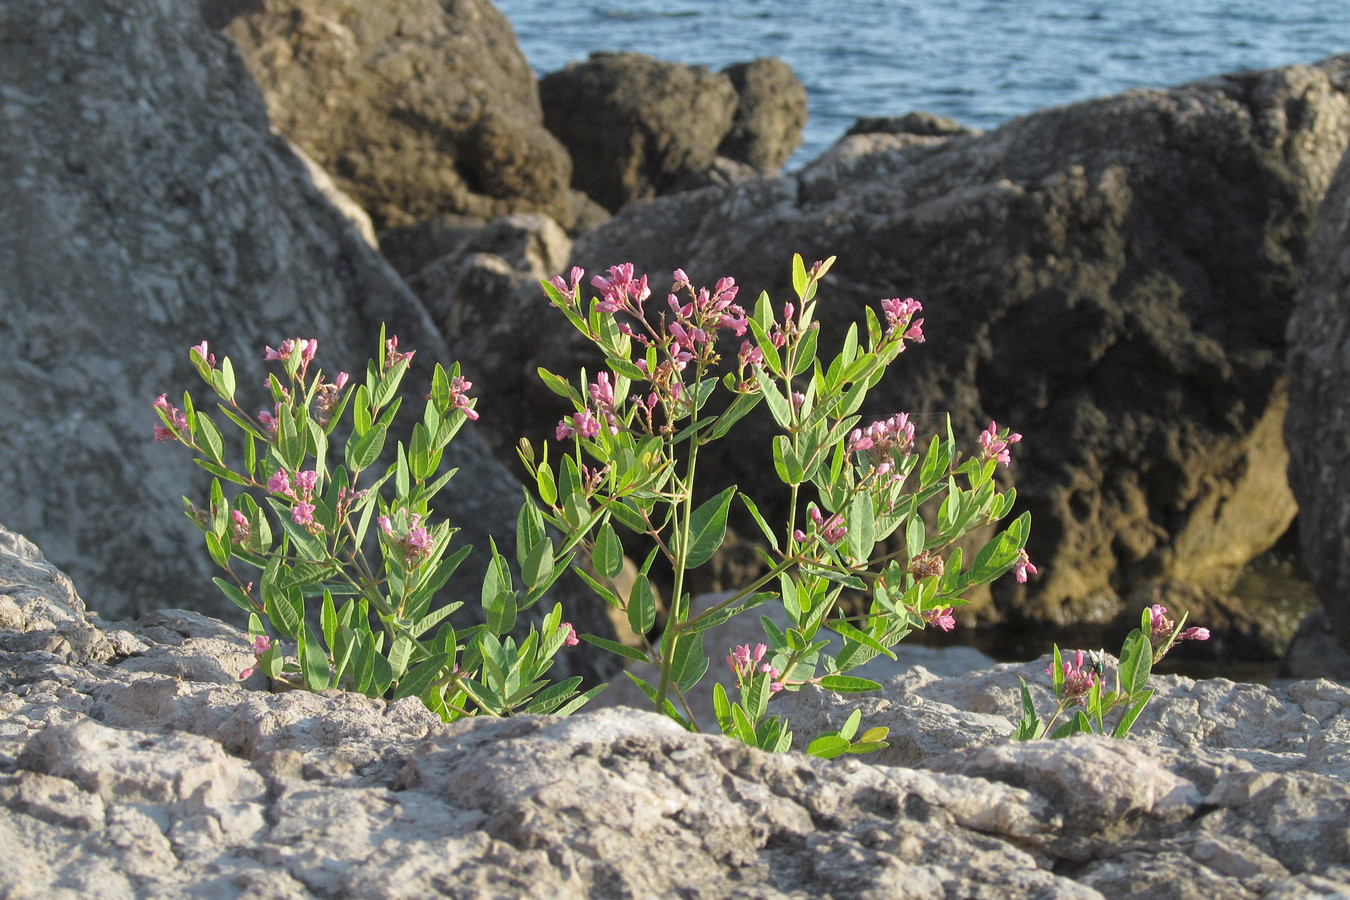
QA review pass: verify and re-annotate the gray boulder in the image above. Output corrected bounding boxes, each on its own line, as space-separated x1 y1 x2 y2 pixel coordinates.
719 57 810 172
0 0 617 678
215 0 576 230
1286 145 1350 653
4 523 1350 898
539 51 742 212
571 56 1350 629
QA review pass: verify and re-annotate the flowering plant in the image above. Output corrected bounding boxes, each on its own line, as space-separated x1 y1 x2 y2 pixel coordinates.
526 254 1034 755
1012 604 1209 740
153 329 597 720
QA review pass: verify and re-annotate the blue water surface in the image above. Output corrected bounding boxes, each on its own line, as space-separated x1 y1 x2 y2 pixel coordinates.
496 0 1350 168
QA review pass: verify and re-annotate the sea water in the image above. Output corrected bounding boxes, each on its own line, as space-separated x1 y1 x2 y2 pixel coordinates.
497 0 1350 168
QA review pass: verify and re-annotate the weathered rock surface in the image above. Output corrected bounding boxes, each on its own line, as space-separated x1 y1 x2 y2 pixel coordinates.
571 56 1350 628
718 57 810 172
540 51 741 212
1286 145 1350 653
0 0 617 677
4 524 1350 898
215 0 575 230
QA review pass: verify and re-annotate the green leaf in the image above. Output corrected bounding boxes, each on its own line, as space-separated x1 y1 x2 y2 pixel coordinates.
592 522 624 580
668 631 708 693
743 673 770 722
846 493 875 563
905 516 926 560
919 433 947 487
205 532 230 569
300 623 331 690
516 500 547 569
393 652 453 702
1012 678 1042 741
321 590 338 650
1118 629 1152 696
626 573 657 635
818 675 882 693
536 367 580 403
729 702 758 744
346 423 387 472
839 709 863 741
760 376 793 427
807 735 851 759
580 633 649 664
772 435 805 485
485 591 517 636
738 494 780 553
708 391 763 441
213 578 256 614
1112 689 1154 738
684 486 736 568
792 253 808 298
713 682 735 735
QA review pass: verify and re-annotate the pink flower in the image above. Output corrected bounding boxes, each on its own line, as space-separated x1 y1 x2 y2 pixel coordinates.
924 607 956 631
727 643 768 679
978 421 1023 467
1181 626 1210 642
591 263 649 314
548 266 585 306
267 470 293 497
404 526 433 565
377 515 394 536
251 634 272 655
574 409 600 439
291 501 315 525
1148 604 1172 642
738 340 763 369
1013 549 1037 583
1048 649 1098 706
257 407 278 437
293 469 318 497
449 374 478 421
848 413 915 462
559 622 579 647
152 394 189 442
231 510 251 544
190 341 216 368
385 335 414 368
880 297 924 341
809 507 848 545
333 371 350 391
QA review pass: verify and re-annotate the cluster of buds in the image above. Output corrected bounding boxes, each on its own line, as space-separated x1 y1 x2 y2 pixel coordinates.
978 421 1022 467
230 509 251 545
384 335 414 369
238 634 273 681
152 394 189 442
1049 649 1101 706
1147 604 1211 648
880 297 924 344
1012 549 1038 584
265 338 319 380
311 371 351 428
268 468 322 532
794 506 848 547
848 412 917 481
446 373 478 422
558 622 579 647
378 512 434 569
557 371 620 441
727 643 784 692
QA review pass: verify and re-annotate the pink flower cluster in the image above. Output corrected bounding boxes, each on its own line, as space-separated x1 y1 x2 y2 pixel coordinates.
978 421 1023 467
1147 605 1210 646
152 394 188 442
1048 649 1099 706
1013 549 1038 583
378 513 434 568
847 413 916 480
266 338 319 379
880 297 924 344
793 506 847 546
924 607 956 631
384 335 414 369
447 374 478 421
726 643 784 692
558 622 579 647
269 469 321 529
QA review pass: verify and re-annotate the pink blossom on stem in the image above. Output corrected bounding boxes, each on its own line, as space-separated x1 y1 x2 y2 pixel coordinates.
924 607 956 631
727 643 769 680
152 393 189 442
1048 649 1098 706
291 501 316 525
334 371 350 391
267 470 293 498
1013 549 1037 583
385 335 414 368
978 421 1023 467
251 635 272 655
809 507 848 544
257 407 278 437
573 409 600 439
377 515 394 536
559 622 579 647
880 297 924 341
293 470 318 498
449 374 479 421
738 340 763 369
230 509 251 544
848 413 915 462
1181 626 1210 642
1147 604 1172 643
190 341 216 368
548 266 585 306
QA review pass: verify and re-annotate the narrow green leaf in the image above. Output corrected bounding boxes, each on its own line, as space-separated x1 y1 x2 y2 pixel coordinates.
580 633 649 664
818 674 882 693
592 522 623 580
301 623 331 690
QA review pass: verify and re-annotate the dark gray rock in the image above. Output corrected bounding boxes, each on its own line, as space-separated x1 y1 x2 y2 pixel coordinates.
845 110 978 138
719 57 809 172
0 0 617 679
3 522 1350 899
570 57 1350 628
1286 145 1350 653
218 0 575 230
539 51 740 212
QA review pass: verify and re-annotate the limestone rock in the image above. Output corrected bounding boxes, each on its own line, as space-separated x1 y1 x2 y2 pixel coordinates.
0 0 617 678
217 0 575 230
571 56 1350 628
2 522 1349 899
1286 145 1350 653
540 51 741 212
719 57 809 172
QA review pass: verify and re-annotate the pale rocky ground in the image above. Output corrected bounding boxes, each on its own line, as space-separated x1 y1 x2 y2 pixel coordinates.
3 524 1349 899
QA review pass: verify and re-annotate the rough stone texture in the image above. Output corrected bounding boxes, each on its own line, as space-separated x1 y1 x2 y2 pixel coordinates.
1286 145 1350 652
540 51 741 212
217 0 575 230
3 524 1350 899
572 57 1350 628
0 0 617 679
845 110 980 138
718 57 809 172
